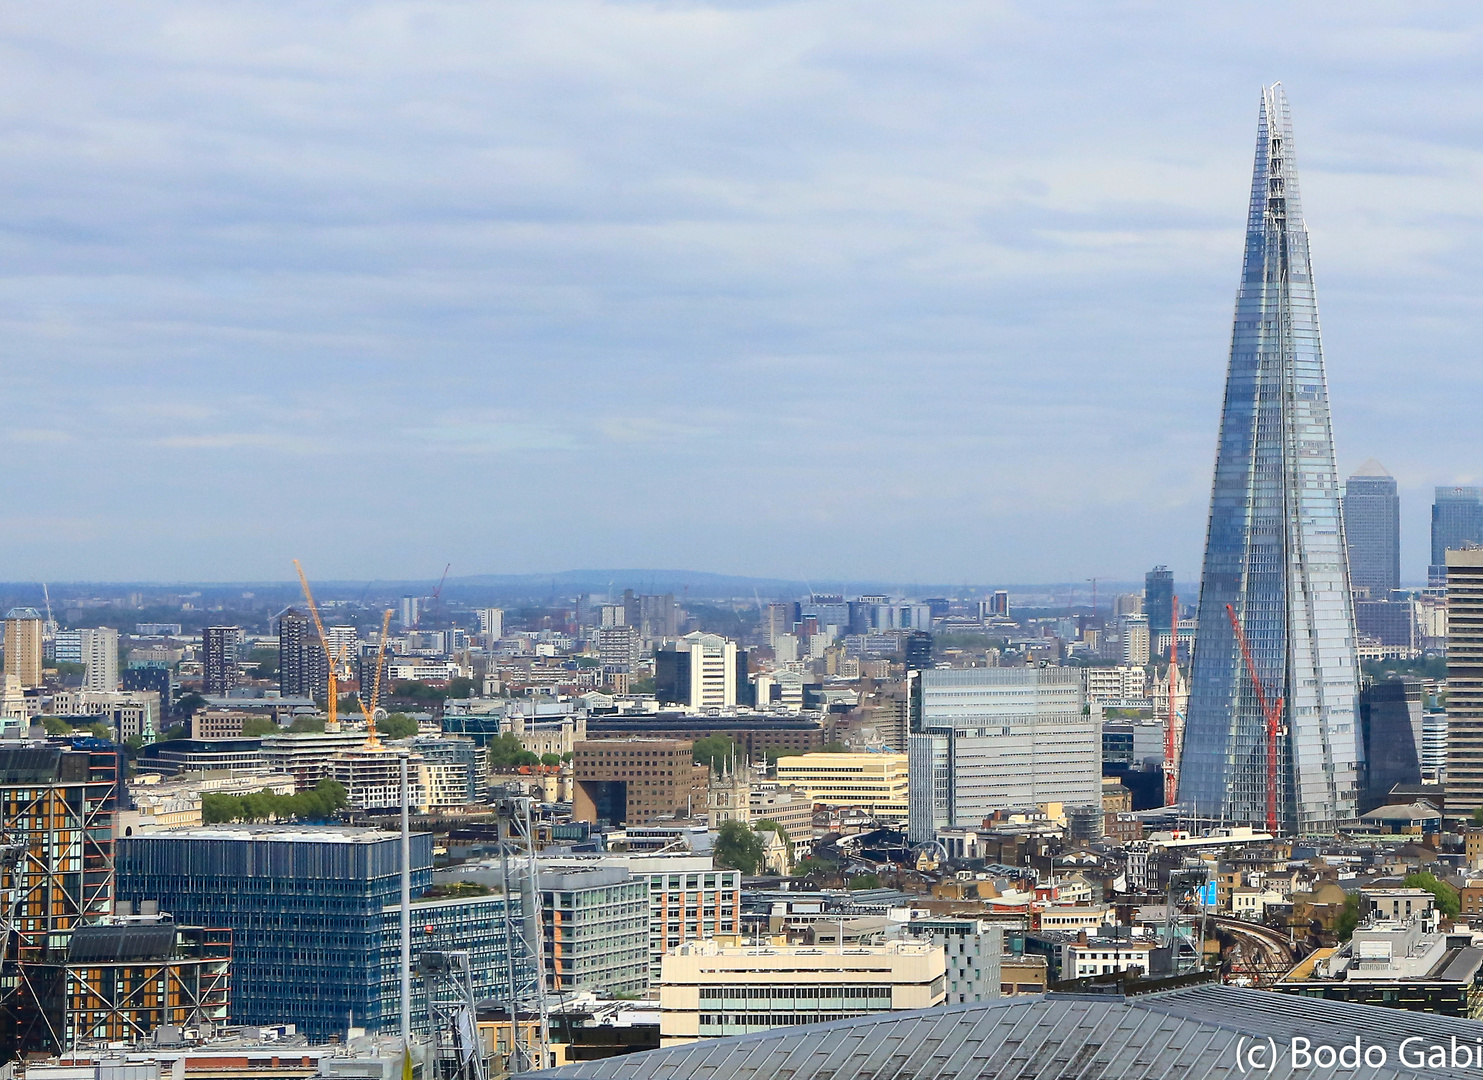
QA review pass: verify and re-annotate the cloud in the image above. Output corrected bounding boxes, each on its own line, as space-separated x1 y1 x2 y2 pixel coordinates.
0 1 1480 579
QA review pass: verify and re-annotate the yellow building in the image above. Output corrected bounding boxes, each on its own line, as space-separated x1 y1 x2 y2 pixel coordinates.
773 752 910 822
3 608 43 689
658 938 945 1041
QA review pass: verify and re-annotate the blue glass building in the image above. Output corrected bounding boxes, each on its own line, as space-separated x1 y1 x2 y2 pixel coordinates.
1178 85 1362 833
116 825 524 1041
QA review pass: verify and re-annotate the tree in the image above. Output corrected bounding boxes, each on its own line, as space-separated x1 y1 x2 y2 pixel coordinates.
792 855 838 879
1472 806 1483 828
692 735 738 772
540 753 561 768
628 677 656 695
446 677 477 699
765 747 804 763
289 715 326 734
820 742 846 754
847 873 881 890
241 717 280 737
174 692 207 719
486 732 539 769
1335 893 1361 940
249 647 279 678
714 820 764 875
1403 872 1461 919
42 716 71 736
378 713 418 740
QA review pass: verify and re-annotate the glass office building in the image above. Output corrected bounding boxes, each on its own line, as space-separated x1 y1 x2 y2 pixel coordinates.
1179 85 1361 833
1342 462 1400 597
114 825 493 1040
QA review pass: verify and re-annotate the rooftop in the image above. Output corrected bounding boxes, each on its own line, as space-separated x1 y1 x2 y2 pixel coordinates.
124 824 401 844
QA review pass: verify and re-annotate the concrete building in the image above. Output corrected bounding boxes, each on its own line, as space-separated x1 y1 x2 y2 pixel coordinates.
479 607 505 642
3 608 44 688
1084 665 1149 703
259 730 372 789
572 739 707 826
52 689 160 741
536 866 650 996
906 918 1003 1005
773 752 910 822
326 747 429 811
278 609 310 698
1447 548 1483 821
656 938 946 1040
202 626 241 697
908 666 1097 842
596 626 640 671
81 627 120 692
655 634 745 711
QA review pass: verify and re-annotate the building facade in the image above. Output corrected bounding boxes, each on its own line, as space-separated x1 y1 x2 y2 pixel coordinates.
536 866 650 996
654 634 745 711
1344 462 1401 598
571 739 706 826
1447 548 1483 820
773 752 909 822
1432 487 1483 586
1179 85 1362 833
3 608 44 689
908 666 1097 841
80 628 120 693
202 626 241 697
114 825 435 1040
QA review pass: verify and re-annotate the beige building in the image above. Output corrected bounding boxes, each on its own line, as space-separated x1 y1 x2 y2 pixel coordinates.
773 752 910 822
3 608 43 689
658 938 945 1041
51 689 159 740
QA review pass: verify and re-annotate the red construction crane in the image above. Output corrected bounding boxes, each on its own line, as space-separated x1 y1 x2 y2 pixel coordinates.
1225 603 1283 834
1164 596 1180 806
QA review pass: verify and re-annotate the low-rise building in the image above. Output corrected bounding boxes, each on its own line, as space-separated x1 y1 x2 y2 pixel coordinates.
657 938 946 1041
773 752 910 822
906 917 1002 1005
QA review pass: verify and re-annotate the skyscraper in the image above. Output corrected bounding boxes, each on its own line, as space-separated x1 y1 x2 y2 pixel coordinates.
80 627 119 692
1431 486 1483 585
3 608 44 689
1178 85 1361 833
1342 461 1400 597
278 608 309 697
203 625 241 696
1143 567 1174 663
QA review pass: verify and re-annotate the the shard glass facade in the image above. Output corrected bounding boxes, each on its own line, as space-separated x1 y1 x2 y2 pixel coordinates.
1178 85 1361 833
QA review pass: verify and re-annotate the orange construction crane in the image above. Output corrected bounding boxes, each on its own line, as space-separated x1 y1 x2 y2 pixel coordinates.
293 559 354 733
355 608 394 750
1225 603 1283 834
1164 595 1180 806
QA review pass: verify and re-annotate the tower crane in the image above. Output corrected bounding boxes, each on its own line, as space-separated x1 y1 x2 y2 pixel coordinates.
293 560 355 732
354 608 395 750
1225 603 1284 834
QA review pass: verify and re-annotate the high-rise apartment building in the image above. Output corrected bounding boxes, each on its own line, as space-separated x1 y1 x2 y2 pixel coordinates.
478 607 505 642
203 625 241 696
639 594 678 640
1445 548 1483 821
1143 567 1174 662
278 609 309 697
1432 487 1483 585
1343 461 1401 597
1179 85 1361 833
80 627 120 692
3 608 44 689
907 666 1097 842
596 624 640 671
399 595 420 628
654 633 745 710
764 602 799 646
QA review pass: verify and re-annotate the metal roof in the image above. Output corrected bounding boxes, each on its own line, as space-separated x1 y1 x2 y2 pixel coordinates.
518 984 1483 1080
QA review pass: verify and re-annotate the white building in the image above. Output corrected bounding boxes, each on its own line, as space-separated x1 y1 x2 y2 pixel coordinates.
908 666 1098 842
908 917 1003 1004
81 627 120 692
661 632 738 710
1084 665 1149 703
478 607 505 642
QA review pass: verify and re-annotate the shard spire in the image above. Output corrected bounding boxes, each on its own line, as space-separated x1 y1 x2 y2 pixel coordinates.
1177 85 1361 833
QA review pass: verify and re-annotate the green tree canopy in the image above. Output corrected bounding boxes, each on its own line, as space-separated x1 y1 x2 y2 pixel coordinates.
486 732 540 769
1335 893 1361 940
202 779 348 824
714 820 764 875
1403 872 1460 919
288 715 326 733
378 713 418 740
692 735 738 771
848 873 881 890
241 717 280 737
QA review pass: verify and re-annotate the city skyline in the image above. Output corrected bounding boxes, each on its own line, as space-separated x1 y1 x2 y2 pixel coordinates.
0 7 1480 581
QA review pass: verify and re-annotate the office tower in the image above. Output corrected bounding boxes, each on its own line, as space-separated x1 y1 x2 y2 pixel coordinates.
1143 567 1174 662
399 594 420 628
1431 487 1483 585
653 633 743 709
533 866 650 995
1354 598 1414 648
571 739 707 825
1446 548 1483 820
478 607 505 641
1178 86 1362 833
278 608 309 696
639 594 678 639
202 625 241 696
907 666 1097 842
764 602 798 646
51 629 82 666
3 608 43 689
123 664 172 721
987 590 1011 618
0 744 121 1058
80 627 120 692
773 752 910 822
1342 461 1400 597
1359 677 1423 813
904 630 933 672
596 624 640 671
1113 593 1143 618
115 825 524 1040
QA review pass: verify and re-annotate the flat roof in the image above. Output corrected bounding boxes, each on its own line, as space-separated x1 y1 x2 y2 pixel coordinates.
126 825 404 844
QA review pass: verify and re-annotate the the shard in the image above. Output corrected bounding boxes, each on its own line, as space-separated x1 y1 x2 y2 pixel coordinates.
1177 84 1361 833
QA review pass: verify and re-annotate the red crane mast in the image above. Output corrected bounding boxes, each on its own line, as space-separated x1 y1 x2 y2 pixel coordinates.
1224 603 1283 834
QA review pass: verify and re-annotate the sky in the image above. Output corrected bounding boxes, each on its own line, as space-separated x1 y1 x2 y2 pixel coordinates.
1 1 1480 585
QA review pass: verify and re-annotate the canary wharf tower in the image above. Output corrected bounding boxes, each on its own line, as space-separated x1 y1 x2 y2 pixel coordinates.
1177 85 1361 833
